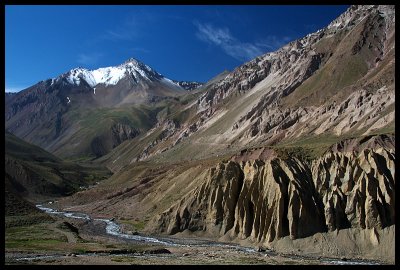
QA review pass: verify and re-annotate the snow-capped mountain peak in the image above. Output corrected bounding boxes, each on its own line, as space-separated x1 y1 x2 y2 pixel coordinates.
59 58 163 88
51 57 204 91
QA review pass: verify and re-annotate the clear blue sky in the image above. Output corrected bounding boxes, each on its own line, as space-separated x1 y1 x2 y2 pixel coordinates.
5 5 349 92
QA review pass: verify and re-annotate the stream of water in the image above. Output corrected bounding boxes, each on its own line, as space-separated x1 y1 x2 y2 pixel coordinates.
34 204 381 265
36 205 180 246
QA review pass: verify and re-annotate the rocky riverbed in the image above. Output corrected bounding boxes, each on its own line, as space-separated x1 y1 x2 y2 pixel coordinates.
5 204 382 265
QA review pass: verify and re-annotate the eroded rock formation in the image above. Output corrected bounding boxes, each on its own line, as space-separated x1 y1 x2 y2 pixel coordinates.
151 135 395 244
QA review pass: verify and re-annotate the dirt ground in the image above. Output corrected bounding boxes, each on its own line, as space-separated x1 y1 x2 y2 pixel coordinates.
5 245 357 265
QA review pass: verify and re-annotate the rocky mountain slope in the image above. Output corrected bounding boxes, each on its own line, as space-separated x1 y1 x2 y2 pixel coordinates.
195 4 395 149
95 5 394 173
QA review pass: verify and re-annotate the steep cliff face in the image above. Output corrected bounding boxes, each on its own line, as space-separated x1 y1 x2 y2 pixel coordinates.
312 134 395 231
151 135 395 244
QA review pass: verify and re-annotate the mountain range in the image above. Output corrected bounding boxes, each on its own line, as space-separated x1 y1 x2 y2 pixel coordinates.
5 5 395 263
5 58 205 158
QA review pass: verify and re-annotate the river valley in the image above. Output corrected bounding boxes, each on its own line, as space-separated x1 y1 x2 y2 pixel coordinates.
5 203 383 265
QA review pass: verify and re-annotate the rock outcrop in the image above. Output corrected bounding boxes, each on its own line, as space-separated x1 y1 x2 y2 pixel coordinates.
90 123 140 158
111 123 139 147
151 135 395 244
233 84 394 143
312 134 395 231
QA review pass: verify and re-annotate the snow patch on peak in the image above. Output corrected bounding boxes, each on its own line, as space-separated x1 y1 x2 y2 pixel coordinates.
66 68 96 87
90 67 127 86
63 58 164 88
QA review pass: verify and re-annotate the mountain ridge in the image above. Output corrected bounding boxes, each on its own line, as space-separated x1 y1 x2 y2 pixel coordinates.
5 57 206 159
94 4 394 170
21 57 203 93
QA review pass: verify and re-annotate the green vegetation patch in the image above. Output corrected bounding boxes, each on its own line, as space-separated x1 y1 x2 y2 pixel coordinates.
273 134 346 160
274 147 314 163
5 214 54 228
5 224 67 251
